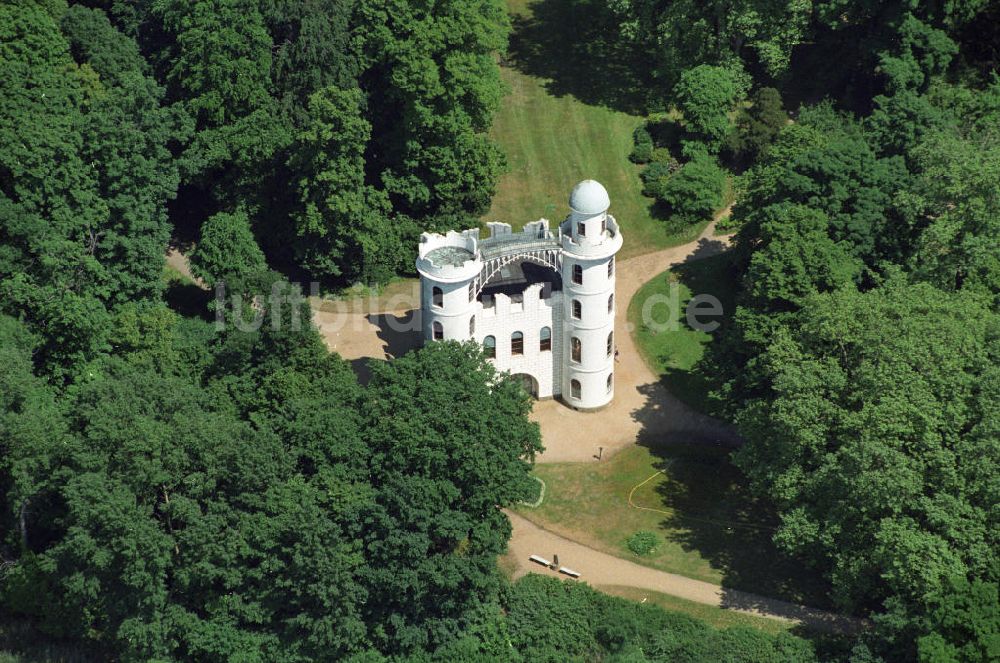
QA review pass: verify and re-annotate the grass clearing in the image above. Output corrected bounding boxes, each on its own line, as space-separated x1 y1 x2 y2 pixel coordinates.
326 0 714 312
162 263 194 287
513 444 831 607
627 252 737 414
482 0 704 259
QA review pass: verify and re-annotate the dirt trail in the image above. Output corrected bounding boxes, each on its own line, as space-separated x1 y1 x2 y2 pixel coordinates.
165 247 204 286
167 214 865 630
527 217 737 462
505 511 861 634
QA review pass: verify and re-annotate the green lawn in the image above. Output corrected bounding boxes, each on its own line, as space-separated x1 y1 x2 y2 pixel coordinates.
514 444 832 608
627 253 737 414
482 0 705 259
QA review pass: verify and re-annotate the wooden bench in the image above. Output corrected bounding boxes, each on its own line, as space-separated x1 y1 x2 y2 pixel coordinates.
528 554 551 567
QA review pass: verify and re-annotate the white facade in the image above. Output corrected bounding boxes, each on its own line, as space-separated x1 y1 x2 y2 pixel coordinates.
416 180 623 410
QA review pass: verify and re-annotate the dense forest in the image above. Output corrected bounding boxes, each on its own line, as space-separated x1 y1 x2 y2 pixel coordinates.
1 0 998 660
617 1 1000 661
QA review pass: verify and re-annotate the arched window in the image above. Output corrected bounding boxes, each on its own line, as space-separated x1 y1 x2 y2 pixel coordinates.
572 264 582 285
608 294 614 313
606 373 613 393
571 337 581 363
433 321 443 340
608 258 614 278
511 331 524 355
578 222 586 237
483 335 496 358
607 331 614 357
469 316 475 335
572 299 581 319
432 286 443 308
539 326 551 351
571 379 581 399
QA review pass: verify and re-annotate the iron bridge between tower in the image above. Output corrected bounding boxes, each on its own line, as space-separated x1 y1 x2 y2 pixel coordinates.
473 235 562 297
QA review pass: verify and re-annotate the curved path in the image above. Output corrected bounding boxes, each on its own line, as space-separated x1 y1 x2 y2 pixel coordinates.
526 220 738 462
506 510 861 634
171 218 856 631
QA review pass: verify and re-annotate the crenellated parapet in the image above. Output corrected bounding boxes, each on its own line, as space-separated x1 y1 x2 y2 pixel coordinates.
416 229 482 283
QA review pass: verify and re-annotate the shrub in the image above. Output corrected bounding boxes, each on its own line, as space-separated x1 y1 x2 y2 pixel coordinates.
626 531 658 556
649 146 677 166
630 125 654 163
658 151 726 224
727 87 788 163
639 162 674 198
502 575 817 662
189 209 266 284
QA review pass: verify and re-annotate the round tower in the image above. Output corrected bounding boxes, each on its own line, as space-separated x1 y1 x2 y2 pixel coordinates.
560 180 623 410
415 230 482 344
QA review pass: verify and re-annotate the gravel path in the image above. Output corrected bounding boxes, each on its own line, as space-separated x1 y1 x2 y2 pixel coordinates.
506 510 862 634
527 219 739 462
168 217 860 631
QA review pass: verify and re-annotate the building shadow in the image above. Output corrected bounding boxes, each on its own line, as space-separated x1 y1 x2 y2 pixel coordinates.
507 0 651 114
346 311 422 385
367 311 422 359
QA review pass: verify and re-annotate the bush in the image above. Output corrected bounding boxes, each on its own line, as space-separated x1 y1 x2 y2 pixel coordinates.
640 162 674 198
630 125 654 163
650 146 677 166
626 531 658 556
504 576 818 662
658 151 726 224
727 87 788 163
189 209 266 284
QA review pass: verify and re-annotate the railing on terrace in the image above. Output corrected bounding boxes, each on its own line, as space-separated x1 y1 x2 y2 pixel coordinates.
479 232 560 260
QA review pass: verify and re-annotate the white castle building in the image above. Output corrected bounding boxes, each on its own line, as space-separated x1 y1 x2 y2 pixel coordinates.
416 180 623 410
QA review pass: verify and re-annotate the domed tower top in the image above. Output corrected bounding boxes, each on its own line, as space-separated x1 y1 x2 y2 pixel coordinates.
564 180 621 256
569 179 610 217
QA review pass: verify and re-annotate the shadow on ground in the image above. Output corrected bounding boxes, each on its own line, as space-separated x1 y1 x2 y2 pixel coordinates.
165 282 214 321
349 311 422 385
627 249 837 614
507 0 651 114
367 311 421 359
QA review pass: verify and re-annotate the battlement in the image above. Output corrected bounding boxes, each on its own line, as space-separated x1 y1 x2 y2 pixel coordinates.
416 229 482 281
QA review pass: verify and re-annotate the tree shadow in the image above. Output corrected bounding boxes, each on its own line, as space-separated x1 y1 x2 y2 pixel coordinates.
349 357 374 386
627 251 836 614
654 251 736 415
683 236 729 264
164 282 214 321
780 24 881 116
644 441 832 609
507 0 652 114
